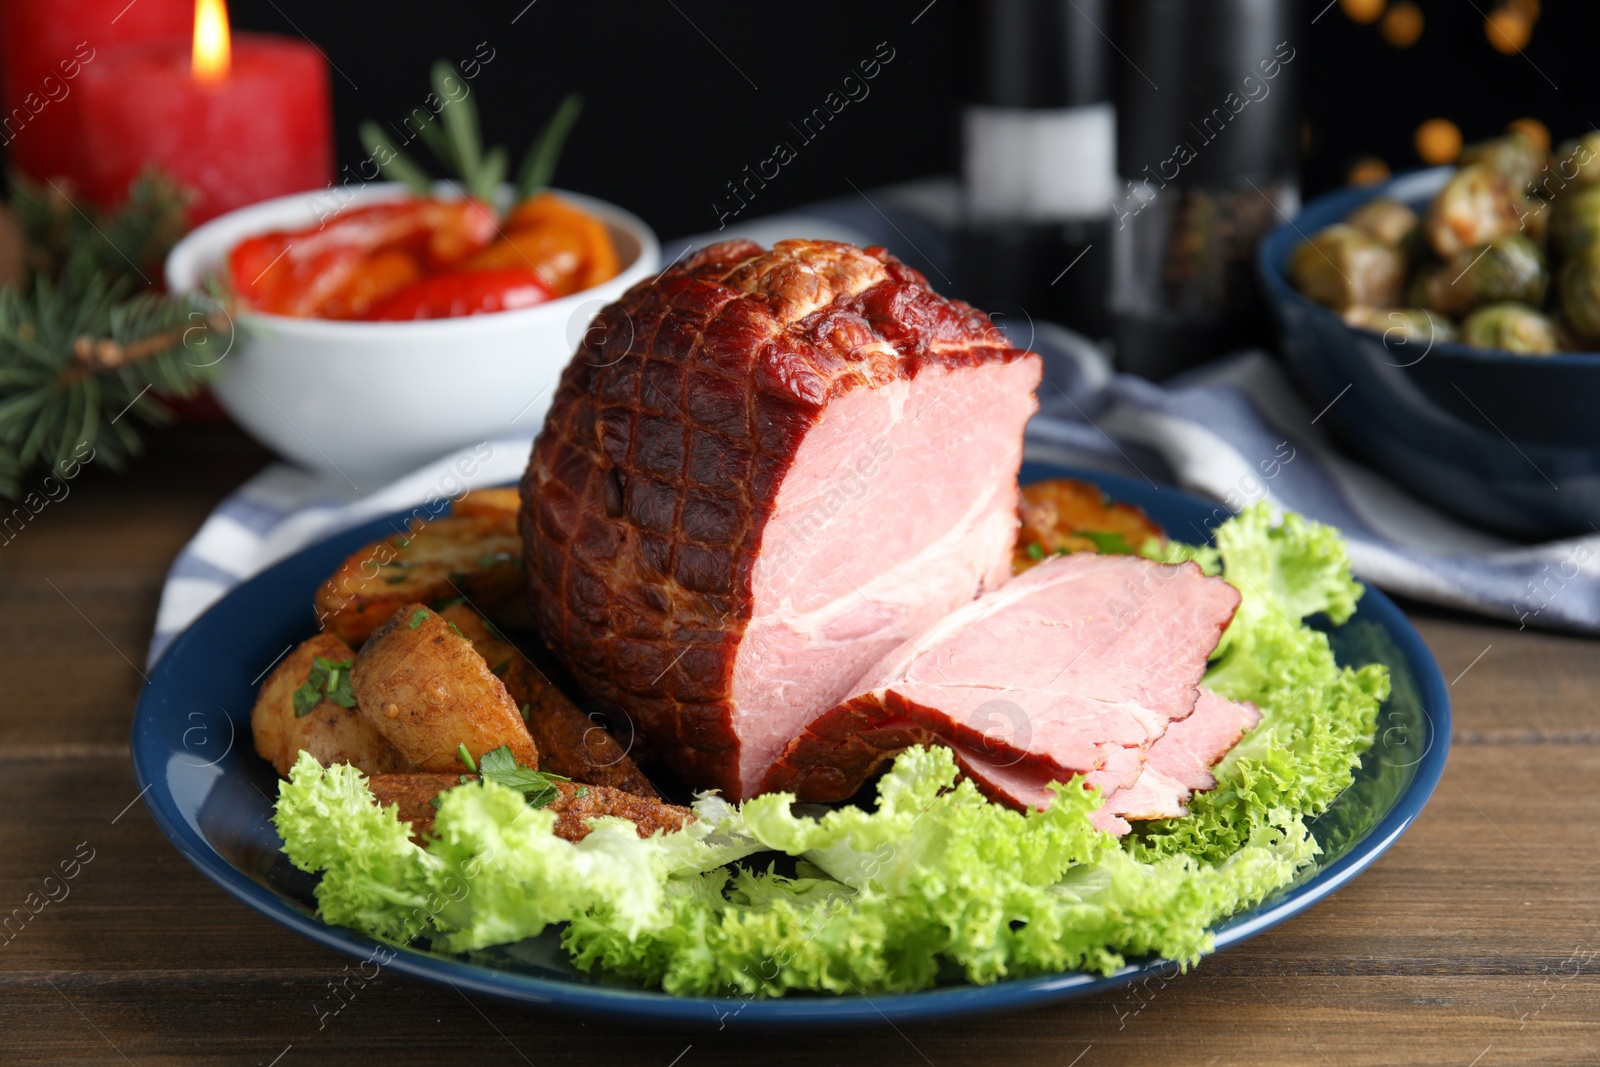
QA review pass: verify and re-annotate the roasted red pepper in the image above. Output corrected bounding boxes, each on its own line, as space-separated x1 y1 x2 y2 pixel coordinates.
227 192 618 321
468 192 619 297
229 199 497 317
364 267 554 321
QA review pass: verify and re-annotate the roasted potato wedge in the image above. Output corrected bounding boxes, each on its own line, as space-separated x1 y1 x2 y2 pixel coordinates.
315 515 524 646
251 633 408 777
351 603 539 771
367 772 691 844
437 603 662 798
1014 478 1167 573
451 487 520 520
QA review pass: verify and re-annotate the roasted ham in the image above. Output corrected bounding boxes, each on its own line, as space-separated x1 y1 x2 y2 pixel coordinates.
522 239 1041 798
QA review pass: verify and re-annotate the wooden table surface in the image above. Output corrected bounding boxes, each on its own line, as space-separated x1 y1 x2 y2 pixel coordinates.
3 425 1597 1067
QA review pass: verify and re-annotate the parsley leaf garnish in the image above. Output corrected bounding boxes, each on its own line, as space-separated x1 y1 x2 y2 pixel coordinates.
1025 542 1045 561
1079 530 1136 555
408 608 430 629
478 745 568 810
293 655 356 717
456 743 478 773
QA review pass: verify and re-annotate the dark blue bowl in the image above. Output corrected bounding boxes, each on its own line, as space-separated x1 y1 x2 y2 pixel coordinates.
1259 167 1600 538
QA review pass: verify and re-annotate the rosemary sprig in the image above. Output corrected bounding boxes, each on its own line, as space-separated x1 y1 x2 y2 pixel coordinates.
358 59 582 204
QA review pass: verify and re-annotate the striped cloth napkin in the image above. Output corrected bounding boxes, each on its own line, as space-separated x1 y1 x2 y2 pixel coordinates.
147 188 1600 664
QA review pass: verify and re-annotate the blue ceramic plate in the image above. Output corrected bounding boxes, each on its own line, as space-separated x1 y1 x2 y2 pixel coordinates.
131 462 1450 1029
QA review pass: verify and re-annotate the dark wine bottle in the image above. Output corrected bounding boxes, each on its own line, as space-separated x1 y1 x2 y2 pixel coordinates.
956 0 1116 340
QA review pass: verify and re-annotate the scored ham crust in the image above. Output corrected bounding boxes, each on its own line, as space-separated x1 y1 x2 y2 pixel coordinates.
521 238 1041 798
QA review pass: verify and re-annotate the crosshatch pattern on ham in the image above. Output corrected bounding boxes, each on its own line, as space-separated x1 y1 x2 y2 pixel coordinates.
521 238 1042 797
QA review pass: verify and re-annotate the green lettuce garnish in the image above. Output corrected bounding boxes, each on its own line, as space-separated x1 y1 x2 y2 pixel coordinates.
273 503 1387 995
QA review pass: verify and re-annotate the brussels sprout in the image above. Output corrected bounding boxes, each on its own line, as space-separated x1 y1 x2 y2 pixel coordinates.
1460 130 1547 194
1559 246 1600 341
1290 224 1406 311
1346 197 1418 248
1425 164 1532 259
1416 233 1548 316
1342 305 1458 345
1459 303 1562 354
1551 181 1600 258
1551 132 1600 190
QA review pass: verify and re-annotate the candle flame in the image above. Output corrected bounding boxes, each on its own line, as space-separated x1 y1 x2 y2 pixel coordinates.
192 0 232 82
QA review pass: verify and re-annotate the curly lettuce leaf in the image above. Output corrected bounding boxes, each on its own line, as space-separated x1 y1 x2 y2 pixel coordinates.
564 747 1316 996
1138 504 1388 864
274 753 764 953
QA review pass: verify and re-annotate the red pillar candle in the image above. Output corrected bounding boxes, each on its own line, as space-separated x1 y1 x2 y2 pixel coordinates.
0 0 193 182
74 0 333 223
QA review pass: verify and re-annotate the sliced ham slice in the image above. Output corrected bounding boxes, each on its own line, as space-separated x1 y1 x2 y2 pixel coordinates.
1088 688 1262 835
760 552 1253 833
768 553 1240 786
763 683 1259 836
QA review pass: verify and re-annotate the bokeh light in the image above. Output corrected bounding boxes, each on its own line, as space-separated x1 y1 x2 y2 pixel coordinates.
1347 157 1392 185
1485 7 1533 54
1415 119 1462 165
1340 0 1386 25
1380 2 1424 48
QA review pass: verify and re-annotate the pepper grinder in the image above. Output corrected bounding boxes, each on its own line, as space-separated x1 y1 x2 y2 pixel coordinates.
1111 0 1302 379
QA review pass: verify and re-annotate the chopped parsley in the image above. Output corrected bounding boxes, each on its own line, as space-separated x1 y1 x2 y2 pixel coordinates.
446 620 464 638
1025 542 1045 561
1079 530 1136 555
492 658 512 677
408 608 430 629
456 743 478 774
478 745 568 810
293 656 356 717
519 702 531 723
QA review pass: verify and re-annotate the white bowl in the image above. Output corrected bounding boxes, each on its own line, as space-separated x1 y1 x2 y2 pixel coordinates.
165 182 659 486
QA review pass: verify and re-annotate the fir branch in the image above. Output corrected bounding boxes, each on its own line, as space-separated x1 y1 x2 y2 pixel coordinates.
10 170 191 291
0 171 220 496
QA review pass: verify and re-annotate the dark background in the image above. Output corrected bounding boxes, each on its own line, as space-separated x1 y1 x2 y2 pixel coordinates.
218 0 1600 239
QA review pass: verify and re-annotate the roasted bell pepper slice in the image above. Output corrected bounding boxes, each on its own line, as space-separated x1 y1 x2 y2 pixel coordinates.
364 267 554 320
467 192 619 296
230 198 497 315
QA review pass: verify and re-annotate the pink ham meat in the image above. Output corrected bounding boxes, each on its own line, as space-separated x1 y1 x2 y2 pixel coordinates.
522 239 1041 798
969 688 1262 835
761 552 1250 832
